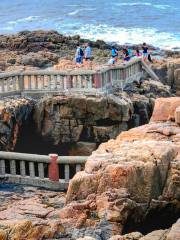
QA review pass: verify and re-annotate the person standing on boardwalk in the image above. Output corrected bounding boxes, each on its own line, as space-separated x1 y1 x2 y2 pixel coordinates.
85 42 92 61
75 43 84 64
123 48 130 61
111 46 118 62
142 42 148 61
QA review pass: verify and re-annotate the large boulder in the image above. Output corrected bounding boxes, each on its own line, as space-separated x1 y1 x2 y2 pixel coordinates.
65 97 180 238
34 95 133 144
151 97 180 122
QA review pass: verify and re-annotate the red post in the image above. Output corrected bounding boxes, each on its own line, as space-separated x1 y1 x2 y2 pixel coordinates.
48 154 59 182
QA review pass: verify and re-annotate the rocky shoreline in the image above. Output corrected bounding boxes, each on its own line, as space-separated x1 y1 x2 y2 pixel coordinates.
0 30 179 71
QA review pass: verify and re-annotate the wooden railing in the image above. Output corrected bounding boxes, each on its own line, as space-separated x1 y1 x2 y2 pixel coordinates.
0 59 144 97
0 151 87 190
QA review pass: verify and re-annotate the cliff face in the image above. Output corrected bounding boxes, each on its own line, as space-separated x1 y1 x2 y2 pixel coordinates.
0 79 172 155
34 94 133 145
0 97 34 151
152 58 180 94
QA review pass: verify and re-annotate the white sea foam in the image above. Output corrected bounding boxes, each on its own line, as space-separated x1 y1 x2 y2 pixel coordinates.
71 24 180 50
114 2 174 10
67 8 96 16
8 16 40 25
68 10 80 16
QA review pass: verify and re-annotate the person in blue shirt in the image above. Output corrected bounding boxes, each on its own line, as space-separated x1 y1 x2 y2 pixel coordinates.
111 46 118 62
75 43 84 64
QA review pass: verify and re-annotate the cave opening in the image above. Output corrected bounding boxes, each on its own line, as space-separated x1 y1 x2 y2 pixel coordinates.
123 202 180 235
14 113 75 156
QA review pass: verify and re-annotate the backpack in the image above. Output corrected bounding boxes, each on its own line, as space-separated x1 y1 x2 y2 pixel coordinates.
112 48 118 56
79 48 84 56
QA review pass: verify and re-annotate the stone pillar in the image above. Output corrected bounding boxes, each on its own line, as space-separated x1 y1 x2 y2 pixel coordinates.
94 73 102 88
48 154 59 181
175 107 180 125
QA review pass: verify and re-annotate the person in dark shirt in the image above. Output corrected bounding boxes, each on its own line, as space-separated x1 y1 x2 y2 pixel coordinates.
123 48 130 61
142 42 148 61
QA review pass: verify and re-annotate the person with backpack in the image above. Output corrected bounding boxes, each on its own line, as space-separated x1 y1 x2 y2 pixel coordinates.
75 43 84 64
111 46 118 62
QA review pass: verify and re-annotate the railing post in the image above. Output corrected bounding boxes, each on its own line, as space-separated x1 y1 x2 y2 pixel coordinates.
94 72 102 88
0 160 5 175
48 154 59 182
18 74 24 92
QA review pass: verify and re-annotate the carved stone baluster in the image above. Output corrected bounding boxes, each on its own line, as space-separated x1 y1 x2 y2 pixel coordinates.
88 75 93 89
18 75 24 92
10 160 16 175
0 79 5 93
38 163 44 179
44 75 48 89
58 75 64 90
13 76 16 91
28 75 32 90
63 76 67 90
29 162 35 178
20 161 26 176
65 164 70 181
35 75 38 89
48 75 51 90
41 75 45 89
76 164 81 173
31 75 35 90
0 160 5 175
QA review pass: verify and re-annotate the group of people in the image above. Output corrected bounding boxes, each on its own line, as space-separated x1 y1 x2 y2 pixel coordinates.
75 42 152 65
75 43 92 64
108 42 152 65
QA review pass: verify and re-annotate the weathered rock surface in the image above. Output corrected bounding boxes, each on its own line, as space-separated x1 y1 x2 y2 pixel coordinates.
33 80 172 147
34 94 133 144
151 97 180 121
152 58 180 93
64 97 180 238
0 97 34 150
0 97 180 239
0 185 67 240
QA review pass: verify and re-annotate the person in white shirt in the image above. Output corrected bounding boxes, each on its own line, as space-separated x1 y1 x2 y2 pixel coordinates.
85 43 91 61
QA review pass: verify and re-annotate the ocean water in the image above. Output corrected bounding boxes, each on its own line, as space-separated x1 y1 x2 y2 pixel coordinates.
0 0 179 50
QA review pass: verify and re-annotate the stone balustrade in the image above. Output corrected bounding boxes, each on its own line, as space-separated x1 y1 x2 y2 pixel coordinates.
0 151 87 190
0 59 144 97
